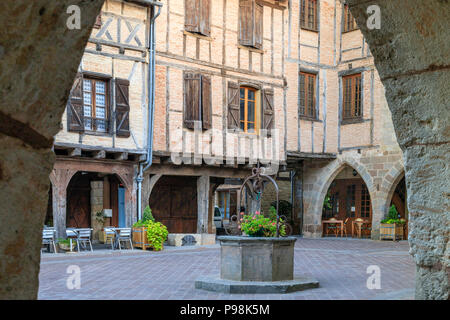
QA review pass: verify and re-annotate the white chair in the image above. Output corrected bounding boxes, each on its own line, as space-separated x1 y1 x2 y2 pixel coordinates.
104 227 116 250
117 228 133 250
76 228 93 252
42 229 57 254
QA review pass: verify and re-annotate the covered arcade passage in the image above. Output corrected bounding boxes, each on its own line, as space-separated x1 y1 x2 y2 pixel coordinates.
322 166 372 238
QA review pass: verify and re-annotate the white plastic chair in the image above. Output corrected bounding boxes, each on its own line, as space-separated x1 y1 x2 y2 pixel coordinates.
42 229 57 253
117 228 133 250
76 228 93 252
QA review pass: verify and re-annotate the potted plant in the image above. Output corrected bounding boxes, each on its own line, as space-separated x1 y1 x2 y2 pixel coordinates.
132 206 168 251
380 205 406 240
57 238 76 252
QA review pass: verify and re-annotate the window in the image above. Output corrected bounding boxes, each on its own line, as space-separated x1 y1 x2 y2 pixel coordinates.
227 83 273 135
185 0 211 36
342 73 362 121
300 0 318 31
239 0 263 49
299 72 317 119
343 4 358 32
183 72 212 130
82 78 108 132
67 74 130 136
240 87 257 133
360 184 371 218
346 184 356 218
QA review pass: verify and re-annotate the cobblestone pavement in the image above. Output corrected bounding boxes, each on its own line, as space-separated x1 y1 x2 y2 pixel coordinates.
38 238 415 300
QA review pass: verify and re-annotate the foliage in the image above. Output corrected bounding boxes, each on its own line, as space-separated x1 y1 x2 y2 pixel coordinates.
381 205 405 224
146 220 168 251
240 211 286 237
133 206 155 227
269 206 277 221
95 211 106 224
143 205 155 222
57 238 70 245
323 193 332 210
270 200 292 219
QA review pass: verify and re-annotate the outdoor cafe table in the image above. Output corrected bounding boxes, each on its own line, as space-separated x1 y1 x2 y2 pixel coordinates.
352 220 370 238
322 219 344 237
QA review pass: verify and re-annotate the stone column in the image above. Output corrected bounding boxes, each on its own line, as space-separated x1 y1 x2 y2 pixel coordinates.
197 175 210 234
292 168 303 234
348 0 450 299
90 180 103 241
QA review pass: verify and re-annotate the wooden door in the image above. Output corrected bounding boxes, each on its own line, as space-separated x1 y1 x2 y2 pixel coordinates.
149 176 198 233
67 174 91 228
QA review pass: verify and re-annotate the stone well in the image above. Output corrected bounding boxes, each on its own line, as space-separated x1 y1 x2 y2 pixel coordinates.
195 236 319 294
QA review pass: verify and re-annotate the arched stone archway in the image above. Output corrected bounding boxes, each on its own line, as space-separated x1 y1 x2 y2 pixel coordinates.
0 0 447 300
302 154 376 238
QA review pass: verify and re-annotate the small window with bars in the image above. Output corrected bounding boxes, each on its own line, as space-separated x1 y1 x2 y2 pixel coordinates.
299 72 317 119
343 4 358 32
82 78 109 132
342 73 362 121
300 0 318 31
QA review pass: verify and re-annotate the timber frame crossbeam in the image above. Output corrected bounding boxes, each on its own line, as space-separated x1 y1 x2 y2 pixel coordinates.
53 142 146 162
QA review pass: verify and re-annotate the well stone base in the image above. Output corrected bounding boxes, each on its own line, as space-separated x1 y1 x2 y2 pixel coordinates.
195 277 319 294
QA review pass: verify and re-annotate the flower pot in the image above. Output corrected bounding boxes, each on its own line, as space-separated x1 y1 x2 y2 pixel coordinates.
58 241 76 252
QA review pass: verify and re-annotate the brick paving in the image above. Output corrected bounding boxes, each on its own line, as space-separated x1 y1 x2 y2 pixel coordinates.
38 238 415 300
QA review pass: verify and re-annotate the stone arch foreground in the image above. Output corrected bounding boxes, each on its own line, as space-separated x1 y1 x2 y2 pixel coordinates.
347 0 449 299
0 0 448 300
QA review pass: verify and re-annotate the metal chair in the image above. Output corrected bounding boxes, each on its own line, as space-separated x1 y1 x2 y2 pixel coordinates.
42 229 57 253
117 228 133 250
76 228 93 252
103 227 116 250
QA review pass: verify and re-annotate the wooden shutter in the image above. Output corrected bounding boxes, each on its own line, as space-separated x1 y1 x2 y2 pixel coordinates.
184 72 201 129
201 75 212 129
254 2 263 49
262 88 274 137
227 82 240 130
185 0 200 33
239 0 253 47
199 0 211 36
115 78 130 137
67 73 85 132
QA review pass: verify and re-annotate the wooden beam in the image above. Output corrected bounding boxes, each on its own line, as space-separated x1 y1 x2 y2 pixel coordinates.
68 148 81 157
114 152 128 160
93 150 106 159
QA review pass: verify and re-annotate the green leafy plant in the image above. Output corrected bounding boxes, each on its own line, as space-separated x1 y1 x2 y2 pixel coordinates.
57 238 71 245
240 211 286 237
95 211 106 224
269 206 277 221
381 205 405 224
133 205 155 227
146 220 168 251
323 193 332 210
270 200 292 220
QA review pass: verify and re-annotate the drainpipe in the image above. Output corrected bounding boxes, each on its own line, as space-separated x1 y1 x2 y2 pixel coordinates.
135 0 162 221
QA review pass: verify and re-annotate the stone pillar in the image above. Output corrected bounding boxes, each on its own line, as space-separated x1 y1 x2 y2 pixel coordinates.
348 0 449 299
197 175 210 233
90 180 103 241
52 184 67 240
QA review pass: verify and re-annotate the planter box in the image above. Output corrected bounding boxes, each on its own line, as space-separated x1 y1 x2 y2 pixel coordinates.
132 227 163 250
218 236 297 281
380 223 404 241
58 241 76 252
